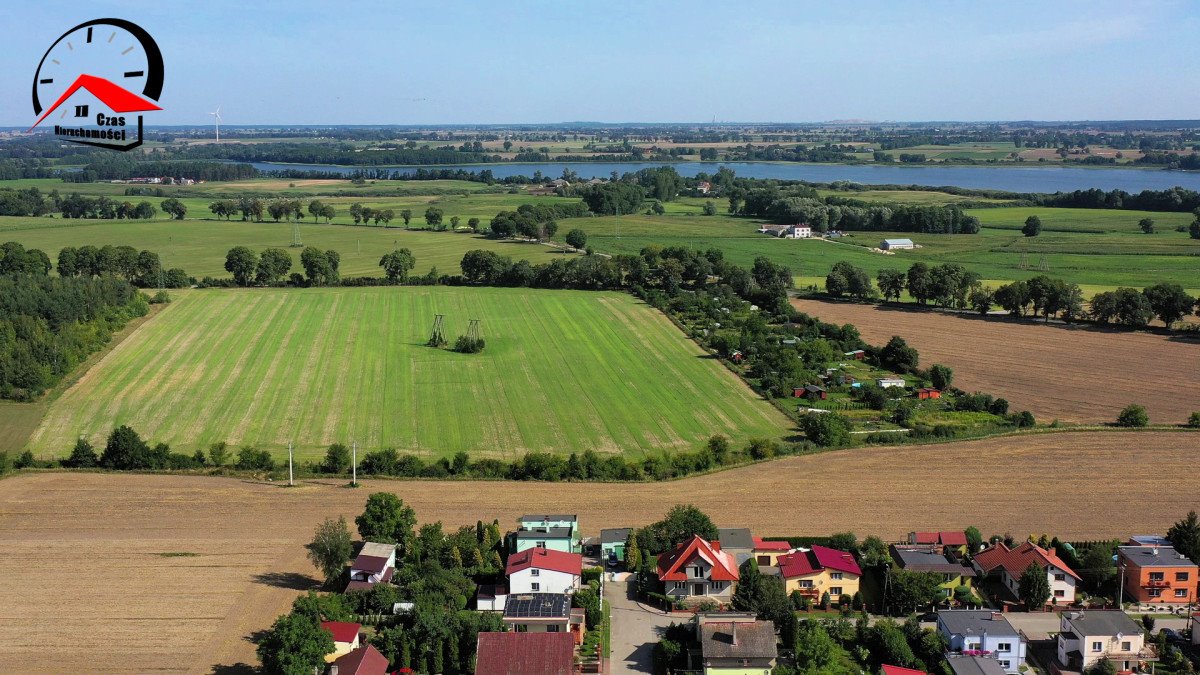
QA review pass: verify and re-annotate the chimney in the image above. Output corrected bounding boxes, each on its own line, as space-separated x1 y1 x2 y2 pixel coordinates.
731 622 738 646
991 612 1002 621
330 666 339 675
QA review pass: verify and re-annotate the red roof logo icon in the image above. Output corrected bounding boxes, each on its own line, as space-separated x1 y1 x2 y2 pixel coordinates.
30 73 161 131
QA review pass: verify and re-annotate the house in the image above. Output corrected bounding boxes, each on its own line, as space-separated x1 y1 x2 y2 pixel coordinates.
937 610 1027 674
697 181 712 194
909 531 970 555
693 612 777 674
845 349 866 360
945 654 1008 675
781 224 812 239
890 546 976 599
916 387 942 400
346 542 396 592
506 547 583 596
549 178 570 188
657 535 739 604
794 384 827 400
502 593 585 644
475 631 578 675
758 224 789 236
752 537 792 568
717 528 755 567
881 238 915 250
881 666 927 675
1126 535 1171 547
476 583 508 612
777 545 862 602
320 621 361 662
1117 545 1197 604
973 541 1080 605
1056 610 1156 673
600 527 632 564
330 643 389 675
513 515 580 554
877 376 907 389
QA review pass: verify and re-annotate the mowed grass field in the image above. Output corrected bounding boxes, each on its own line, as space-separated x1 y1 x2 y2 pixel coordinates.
26 286 789 460
2 430 1197 670
791 298 1200 424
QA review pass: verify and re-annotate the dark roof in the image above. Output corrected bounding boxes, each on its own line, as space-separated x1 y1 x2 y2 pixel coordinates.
520 514 577 523
1118 545 1198 569
1062 610 1141 637
477 583 508 600
506 547 583 576
699 620 778 660
475 632 576 675
331 644 389 675
718 528 754 550
946 655 1008 675
503 593 571 620
937 611 1020 638
516 527 574 539
600 528 633 544
891 546 977 576
352 554 391 574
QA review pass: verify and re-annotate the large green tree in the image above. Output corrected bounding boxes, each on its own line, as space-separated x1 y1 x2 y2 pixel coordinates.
1018 562 1051 609
256 612 334 674
224 246 257 286
1142 283 1195 327
355 493 417 556
379 249 416 282
1167 511 1200 563
308 516 353 586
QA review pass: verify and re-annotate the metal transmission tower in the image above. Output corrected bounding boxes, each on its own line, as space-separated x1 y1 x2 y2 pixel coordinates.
467 319 481 342
1038 255 1049 272
428 314 448 347
291 222 303 248
1019 253 1029 270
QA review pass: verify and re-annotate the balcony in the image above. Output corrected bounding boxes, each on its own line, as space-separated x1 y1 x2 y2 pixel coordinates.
1142 580 1170 588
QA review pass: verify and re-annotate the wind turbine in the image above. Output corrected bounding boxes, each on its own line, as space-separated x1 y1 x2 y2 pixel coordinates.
209 106 222 142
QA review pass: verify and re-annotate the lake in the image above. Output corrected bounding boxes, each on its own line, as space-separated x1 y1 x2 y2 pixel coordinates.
248 160 1200 194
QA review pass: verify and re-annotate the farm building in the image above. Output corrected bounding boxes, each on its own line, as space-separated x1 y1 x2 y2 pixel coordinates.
917 388 942 399
696 181 712 194
794 384 827 400
758 224 812 239
881 238 915 250
730 350 744 364
844 349 866 360
877 376 906 389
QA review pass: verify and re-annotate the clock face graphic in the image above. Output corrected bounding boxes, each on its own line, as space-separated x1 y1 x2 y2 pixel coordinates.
30 18 164 151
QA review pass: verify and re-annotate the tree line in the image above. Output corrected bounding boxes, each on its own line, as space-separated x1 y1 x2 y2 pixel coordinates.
728 184 981 233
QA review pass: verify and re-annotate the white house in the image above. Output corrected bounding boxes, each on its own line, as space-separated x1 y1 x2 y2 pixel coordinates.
881 238 915 250
782 225 812 239
938 610 1027 674
973 541 1080 606
876 376 906 389
505 547 583 596
1056 611 1155 673
346 541 396 592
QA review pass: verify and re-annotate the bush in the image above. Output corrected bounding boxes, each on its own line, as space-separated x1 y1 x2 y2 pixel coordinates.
1011 411 1036 428
235 447 275 471
454 335 485 353
149 290 171 304
1116 404 1149 428
1187 412 1200 428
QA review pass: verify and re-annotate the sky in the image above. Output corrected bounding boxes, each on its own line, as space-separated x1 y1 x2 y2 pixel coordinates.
2 0 1199 126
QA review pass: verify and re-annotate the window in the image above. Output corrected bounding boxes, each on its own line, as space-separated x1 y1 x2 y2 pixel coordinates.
1148 588 1162 598
799 580 813 588
536 541 547 548
1054 590 1065 598
690 566 703 578
1054 573 1066 581
1149 572 1164 581
997 642 1012 652
830 586 842 595
531 582 540 591
531 569 540 577
757 555 771 566
1176 572 1190 582
547 625 560 633
999 661 1010 669
673 582 685 590
1092 641 1103 652
1175 588 1188 597
1121 641 1132 652
966 642 980 651
830 572 843 580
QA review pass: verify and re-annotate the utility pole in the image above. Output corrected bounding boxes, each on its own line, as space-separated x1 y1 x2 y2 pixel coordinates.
1118 562 1125 608
288 441 294 487
351 441 357 486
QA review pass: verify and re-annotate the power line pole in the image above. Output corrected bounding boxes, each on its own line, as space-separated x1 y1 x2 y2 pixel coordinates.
287 441 294 487
351 441 357 487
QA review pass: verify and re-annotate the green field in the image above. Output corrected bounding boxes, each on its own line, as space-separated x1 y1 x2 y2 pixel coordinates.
24 287 790 461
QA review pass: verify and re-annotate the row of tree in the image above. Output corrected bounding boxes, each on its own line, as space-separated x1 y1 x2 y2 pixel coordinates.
57 244 189 288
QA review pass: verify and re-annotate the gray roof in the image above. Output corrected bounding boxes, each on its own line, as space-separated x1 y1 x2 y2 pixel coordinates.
600 528 632 544
891 546 977 576
516 527 574 540
699 620 777 660
718 528 754 550
1062 610 1141 637
1119 545 1197 568
883 238 914 245
504 593 570 620
520 514 577 523
938 610 1020 638
947 655 1008 675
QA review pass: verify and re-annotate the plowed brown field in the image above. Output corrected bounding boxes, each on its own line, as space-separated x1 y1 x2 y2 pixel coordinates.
1 431 1197 672
792 298 1200 424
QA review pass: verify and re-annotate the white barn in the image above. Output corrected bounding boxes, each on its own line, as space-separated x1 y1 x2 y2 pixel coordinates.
881 238 915 250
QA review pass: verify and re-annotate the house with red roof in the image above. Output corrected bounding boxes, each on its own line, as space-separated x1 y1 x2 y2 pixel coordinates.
909 531 970 555
777 546 862 603
506 547 583 596
345 541 396 593
752 537 792 568
881 666 927 675
320 621 361 662
330 643 389 675
973 541 1080 605
474 631 579 675
657 535 739 604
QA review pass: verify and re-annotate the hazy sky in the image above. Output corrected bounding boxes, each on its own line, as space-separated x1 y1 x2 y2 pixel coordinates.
2 0 1198 126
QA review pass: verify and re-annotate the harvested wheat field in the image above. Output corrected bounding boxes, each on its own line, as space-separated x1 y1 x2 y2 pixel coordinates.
0 431 1197 672
792 298 1200 424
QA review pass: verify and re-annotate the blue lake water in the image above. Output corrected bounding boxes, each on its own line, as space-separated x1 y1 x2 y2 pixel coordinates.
248 160 1200 194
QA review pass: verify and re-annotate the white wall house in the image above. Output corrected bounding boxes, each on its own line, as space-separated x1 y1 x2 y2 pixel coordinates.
974 541 1080 606
1056 611 1153 673
505 547 583 596
938 610 1027 674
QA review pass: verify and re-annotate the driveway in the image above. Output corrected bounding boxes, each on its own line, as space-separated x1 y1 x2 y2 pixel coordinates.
608 578 680 675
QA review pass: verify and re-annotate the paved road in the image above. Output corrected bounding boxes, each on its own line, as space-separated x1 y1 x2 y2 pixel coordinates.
608 578 680 675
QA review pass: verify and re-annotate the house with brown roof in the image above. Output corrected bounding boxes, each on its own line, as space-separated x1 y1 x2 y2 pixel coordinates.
973 541 1080 605
330 643 389 675
474 631 579 675
657 535 739 604
693 612 777 674
345 542 396 593
776 545 862 602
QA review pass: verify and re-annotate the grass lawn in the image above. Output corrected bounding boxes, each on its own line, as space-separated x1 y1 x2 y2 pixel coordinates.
24 286 790 461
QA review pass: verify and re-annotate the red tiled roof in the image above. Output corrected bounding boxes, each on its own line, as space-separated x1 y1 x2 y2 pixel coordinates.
332 644 389 675
778 546 862 579
353 554 392 574
506 547 583 577
915 531 968 546
975 541 1081 580
752 537 791 552
321 620 361 644
657 535 739 582
475 631 576 675
344 580 374 593
882 665 927 675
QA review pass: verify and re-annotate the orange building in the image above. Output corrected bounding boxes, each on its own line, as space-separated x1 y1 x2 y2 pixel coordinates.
1118 545 1198 604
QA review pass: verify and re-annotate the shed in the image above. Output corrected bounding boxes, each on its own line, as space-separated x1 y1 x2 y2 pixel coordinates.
877 376 906 389
844 349 866 360
917 387 941 399
796 384 827 400
881 238 915 250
